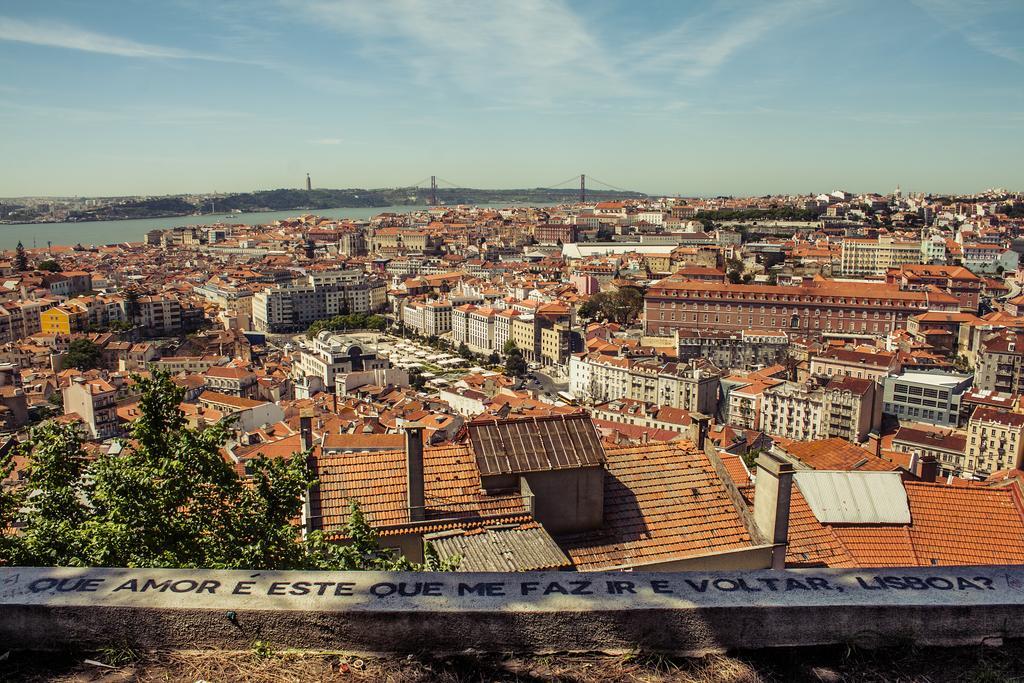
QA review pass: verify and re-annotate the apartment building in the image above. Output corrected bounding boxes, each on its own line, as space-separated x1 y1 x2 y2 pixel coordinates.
451 304 473 346
906 311 982 357
759 382 825 442
40 305 87 335
493 309 520 354
63 376 119 440
960 243 1018 275
676 329 790 370
466 306 498 353
510 315 539 361
401 299 452 337
892 426 967 476
252 270 385 333
882 371 972 427
809 347 899 382
202 366 258 399
885 264 982 312
839 237 928 276
0 299 57 344
975 330 1024 395
135 295 183 336
759 376 879 443
964 408 1024 478
727 378 782 430
644 278 958 339
193 282 254 328
534 223 578 245
568 354 719 414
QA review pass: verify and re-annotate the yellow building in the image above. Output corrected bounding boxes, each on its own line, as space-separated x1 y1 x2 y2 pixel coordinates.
510 316 539 362
40 305 86 335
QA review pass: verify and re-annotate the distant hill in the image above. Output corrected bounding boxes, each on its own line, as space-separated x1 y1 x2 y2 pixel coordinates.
214 186 646 212
61 186 647 222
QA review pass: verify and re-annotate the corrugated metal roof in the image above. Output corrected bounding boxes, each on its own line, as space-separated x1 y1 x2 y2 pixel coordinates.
794 471 911 524
426 524 571 572
468 413 606 476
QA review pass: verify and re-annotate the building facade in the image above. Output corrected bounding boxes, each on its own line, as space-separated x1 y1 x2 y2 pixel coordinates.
644 278 958 339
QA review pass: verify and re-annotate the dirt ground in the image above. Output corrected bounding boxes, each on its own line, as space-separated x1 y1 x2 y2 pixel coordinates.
1 641 1020 683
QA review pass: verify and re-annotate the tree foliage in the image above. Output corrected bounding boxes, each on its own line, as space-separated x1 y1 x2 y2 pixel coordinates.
695 207 822 222
504 343 528 378
0 373 455 571
63 338 102 371
576 289 644 325
306 313 386 338
14 241 28 272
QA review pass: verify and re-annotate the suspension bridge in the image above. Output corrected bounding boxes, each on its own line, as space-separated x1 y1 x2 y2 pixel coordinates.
397 174 640 205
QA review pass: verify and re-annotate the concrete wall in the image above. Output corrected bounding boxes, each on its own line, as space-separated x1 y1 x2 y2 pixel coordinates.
3 566 1024 655
523 466 605 534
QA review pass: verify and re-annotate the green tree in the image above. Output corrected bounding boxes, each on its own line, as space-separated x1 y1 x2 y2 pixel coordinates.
2 373 457 570
14 241 28 272
124 288 141 327
15 421 91 566
63 338 102 371
577 296 603 320
0 448 24 565
408 367 427 390
607 288 643 324
505 344 528 378
36 259 60 272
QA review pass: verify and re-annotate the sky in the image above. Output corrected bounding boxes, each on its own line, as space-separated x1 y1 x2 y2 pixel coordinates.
1 0 1022 198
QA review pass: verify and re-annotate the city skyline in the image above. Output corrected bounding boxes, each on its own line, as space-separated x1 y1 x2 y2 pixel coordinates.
1 0 1023 197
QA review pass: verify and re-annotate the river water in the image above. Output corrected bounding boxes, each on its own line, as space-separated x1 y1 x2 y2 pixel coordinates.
0 202 553 251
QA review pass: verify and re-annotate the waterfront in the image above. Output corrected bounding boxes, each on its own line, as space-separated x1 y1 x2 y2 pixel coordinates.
0 206 432 251
0 203 552 251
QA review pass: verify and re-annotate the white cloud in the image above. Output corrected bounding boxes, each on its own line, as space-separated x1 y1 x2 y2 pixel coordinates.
632 0 833 80
285 0 621 100
912 0 1023 65
0 15 236 61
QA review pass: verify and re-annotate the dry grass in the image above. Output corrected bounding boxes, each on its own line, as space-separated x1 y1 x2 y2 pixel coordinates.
1 642 1022 683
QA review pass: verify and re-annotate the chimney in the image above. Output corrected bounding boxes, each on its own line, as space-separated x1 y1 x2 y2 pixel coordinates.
299 408 313 451
691 412 710 451
404 423 425 522
753 453 794 570
917 454 939 483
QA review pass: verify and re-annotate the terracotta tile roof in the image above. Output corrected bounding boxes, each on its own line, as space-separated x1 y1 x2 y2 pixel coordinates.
781 438 901 472
312 444 530 539
556 441 756 570
321 433 405 451
902 481 1024 565
719 452 752 486
751 479 1024 568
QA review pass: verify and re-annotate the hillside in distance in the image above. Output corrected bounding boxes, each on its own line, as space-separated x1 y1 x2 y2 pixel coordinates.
61 186 647 221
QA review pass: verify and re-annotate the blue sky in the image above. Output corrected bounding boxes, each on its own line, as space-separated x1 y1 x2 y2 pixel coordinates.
1 0 1022 197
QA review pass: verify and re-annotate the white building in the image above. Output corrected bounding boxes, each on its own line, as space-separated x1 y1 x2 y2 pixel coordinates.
402 299 453 337
294 332 390 392
252 270 386 332
840 237 924 276
467 306 498 353
568 353 719 414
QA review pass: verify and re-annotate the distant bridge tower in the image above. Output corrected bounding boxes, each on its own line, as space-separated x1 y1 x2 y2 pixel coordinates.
430 175 437 206
580 174 586 203
306 173 312 191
